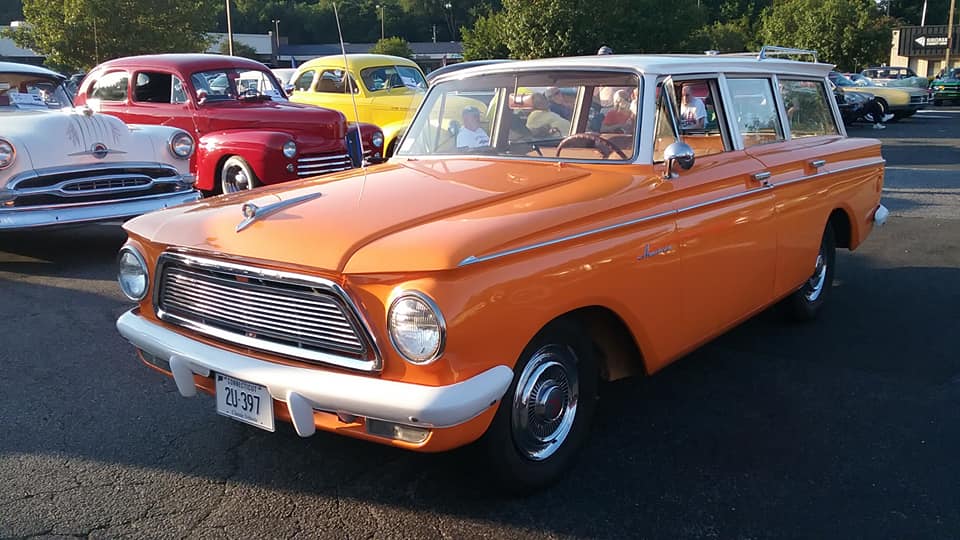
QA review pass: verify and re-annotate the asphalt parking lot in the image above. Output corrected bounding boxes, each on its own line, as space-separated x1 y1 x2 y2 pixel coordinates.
1 108 958 539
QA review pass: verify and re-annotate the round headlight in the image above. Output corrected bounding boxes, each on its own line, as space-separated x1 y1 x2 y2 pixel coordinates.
371 132 384 148
117 247 149 301
388 293 445 364
283 140 297 158
0 139 16 169
169 132 194 159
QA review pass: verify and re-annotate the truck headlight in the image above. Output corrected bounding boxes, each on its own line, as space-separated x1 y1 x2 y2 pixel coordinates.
117 247 149 301
0 139 16 169
388 292 445 364
283 140 297 158
169 132 194 159
371 132 384 148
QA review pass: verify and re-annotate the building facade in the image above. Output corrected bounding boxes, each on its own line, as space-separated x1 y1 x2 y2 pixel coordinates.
889 25 960 77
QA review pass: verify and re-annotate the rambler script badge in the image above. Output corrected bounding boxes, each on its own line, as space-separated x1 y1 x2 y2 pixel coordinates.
637 244 672 261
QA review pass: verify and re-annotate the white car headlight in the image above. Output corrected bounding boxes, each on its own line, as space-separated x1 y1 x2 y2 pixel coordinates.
283 140 297 158
0 139 16 169
117 247 149 301
388 292 445 364
169 132 194 159
371 132 384 148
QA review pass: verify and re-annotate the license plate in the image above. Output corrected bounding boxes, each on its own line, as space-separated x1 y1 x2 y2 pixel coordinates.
215 374 275 432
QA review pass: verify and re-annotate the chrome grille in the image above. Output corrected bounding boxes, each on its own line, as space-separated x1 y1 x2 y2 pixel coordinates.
296 153 353 177
155 253 381 371
62 175 152 193
909 95 926 104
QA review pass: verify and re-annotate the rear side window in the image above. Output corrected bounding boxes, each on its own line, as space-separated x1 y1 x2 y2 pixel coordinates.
134 71 173 103
89 72 129 101
726 78 784 147
779 79 839 138
293 70 315 92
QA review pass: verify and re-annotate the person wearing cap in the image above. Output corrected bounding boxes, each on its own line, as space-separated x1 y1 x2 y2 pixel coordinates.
597 45 613 55
456 105 491 149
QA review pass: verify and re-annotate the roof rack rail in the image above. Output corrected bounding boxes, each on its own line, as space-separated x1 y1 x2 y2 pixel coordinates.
756 46 818 63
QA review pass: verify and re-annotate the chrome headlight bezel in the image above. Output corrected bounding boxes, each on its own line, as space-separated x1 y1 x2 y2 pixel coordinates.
283 140 298 158
117 246 149 301
387 291 446 365
371 132 384 148
168 131 194 159
0 138 16 170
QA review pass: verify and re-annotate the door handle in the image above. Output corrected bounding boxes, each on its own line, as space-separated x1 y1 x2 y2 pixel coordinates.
752 171 772 184
809 159 826 168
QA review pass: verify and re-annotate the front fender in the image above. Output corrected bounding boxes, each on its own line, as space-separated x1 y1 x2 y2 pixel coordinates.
379 121 408 156
196 130 300 191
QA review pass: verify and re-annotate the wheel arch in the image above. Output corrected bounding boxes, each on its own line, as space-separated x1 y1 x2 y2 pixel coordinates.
828 206 853 250
538 305 648 382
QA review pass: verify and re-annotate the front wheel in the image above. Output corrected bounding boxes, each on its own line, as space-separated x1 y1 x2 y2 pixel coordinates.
783 224 836 321
478 321 598 493
220 156 260 194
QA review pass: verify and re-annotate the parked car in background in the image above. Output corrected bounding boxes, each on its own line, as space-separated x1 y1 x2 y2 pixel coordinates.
289 54 428 158
425 59 513 85
0 62 198 230
76 54 383 194
930 68 960 105
271 67 297 95
115 50 886 492
861 66 916 84
829 71 928 119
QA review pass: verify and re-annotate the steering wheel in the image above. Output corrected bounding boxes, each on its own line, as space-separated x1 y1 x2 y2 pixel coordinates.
555 132 627 160
239 88 262 100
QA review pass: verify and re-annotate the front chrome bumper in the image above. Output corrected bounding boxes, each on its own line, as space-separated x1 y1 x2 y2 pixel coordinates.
116 310 513 436
0 190 201 229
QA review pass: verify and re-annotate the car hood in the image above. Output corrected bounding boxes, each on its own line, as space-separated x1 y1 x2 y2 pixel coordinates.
201 99 347 139
1 109 171 178
125 159 658 274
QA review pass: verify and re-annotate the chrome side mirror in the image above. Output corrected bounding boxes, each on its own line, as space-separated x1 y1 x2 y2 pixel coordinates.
663 142 695 179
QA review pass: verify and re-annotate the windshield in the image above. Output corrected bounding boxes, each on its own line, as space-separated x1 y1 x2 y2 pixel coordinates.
830 73 856 87
360 65 427 92
0 73 73 110
190 69 286 103
397 70 640 161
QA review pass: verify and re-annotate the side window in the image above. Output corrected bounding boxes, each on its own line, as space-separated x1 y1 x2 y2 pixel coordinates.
172 77 188 104
674 80 728 157
315 69 358 94
726 78 784 147
293 70 315 92
779 79 839 138
133 71 173 103
89 72 129 102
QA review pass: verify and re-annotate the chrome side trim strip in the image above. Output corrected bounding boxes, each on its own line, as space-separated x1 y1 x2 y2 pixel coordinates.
153 252 383 372
770 159 885 188
458 209 676 267
676 185 773 214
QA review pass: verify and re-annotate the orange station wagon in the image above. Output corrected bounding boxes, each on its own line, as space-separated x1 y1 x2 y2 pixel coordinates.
116 49 888 491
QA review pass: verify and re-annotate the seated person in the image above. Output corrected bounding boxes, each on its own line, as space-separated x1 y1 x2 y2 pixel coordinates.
545 87 574 120
601 89 634 133
526 93 571 137
456 106 490 149
679 85 706 130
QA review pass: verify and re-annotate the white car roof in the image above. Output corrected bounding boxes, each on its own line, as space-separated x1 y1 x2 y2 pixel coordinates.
432 54 834 84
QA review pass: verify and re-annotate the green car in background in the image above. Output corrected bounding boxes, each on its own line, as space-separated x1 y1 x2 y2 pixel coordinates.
931 68 960 105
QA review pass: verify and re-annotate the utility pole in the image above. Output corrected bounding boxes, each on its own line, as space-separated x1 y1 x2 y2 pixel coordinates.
376 4 384 40
947 0 956 69
272 19 280 63
432 25 437 43
225 0 234 56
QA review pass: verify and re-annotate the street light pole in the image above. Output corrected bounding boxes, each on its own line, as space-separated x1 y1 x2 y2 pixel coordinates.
444 2 454 41
271 19 280 64
947 0 956 70
376 4 384 40
225 0 234 56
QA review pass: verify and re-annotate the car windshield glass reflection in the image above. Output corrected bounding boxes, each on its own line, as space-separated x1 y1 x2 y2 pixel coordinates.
190 69 285 103
360 65 427 92
0 74 73 109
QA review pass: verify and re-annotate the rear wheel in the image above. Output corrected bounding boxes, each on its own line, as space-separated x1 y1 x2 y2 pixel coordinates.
783 224 836 322
220 156 260 194
478 320 598 493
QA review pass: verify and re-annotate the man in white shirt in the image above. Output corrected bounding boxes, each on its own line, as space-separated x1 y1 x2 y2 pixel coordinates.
456 106 491 149
680 86 706 130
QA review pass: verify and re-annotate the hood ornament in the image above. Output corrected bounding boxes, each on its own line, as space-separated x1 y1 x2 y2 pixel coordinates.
236 192 324 232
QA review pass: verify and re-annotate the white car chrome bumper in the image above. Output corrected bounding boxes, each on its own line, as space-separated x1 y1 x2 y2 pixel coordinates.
0 190 201 230
116 310 513 436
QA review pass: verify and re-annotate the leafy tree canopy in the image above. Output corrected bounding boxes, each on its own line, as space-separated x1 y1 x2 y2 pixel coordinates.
7 0 215 71
369 36 414 58
759 0 894 71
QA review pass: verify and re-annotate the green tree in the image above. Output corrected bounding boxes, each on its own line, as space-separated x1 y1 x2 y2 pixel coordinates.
6 0 215 71
461 9 509 59
217 39 259 60
369 36 414 58
759 0 893 71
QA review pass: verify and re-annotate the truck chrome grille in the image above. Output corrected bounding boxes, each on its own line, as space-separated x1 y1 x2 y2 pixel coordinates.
154 253 381 371
296 153 353 177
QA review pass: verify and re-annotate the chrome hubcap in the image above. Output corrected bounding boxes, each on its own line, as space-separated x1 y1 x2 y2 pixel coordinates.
805 252 827 302
223 166 249 193
511 344 579 461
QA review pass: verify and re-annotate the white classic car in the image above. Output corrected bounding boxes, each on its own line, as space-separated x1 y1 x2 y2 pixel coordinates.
0 62 200 229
